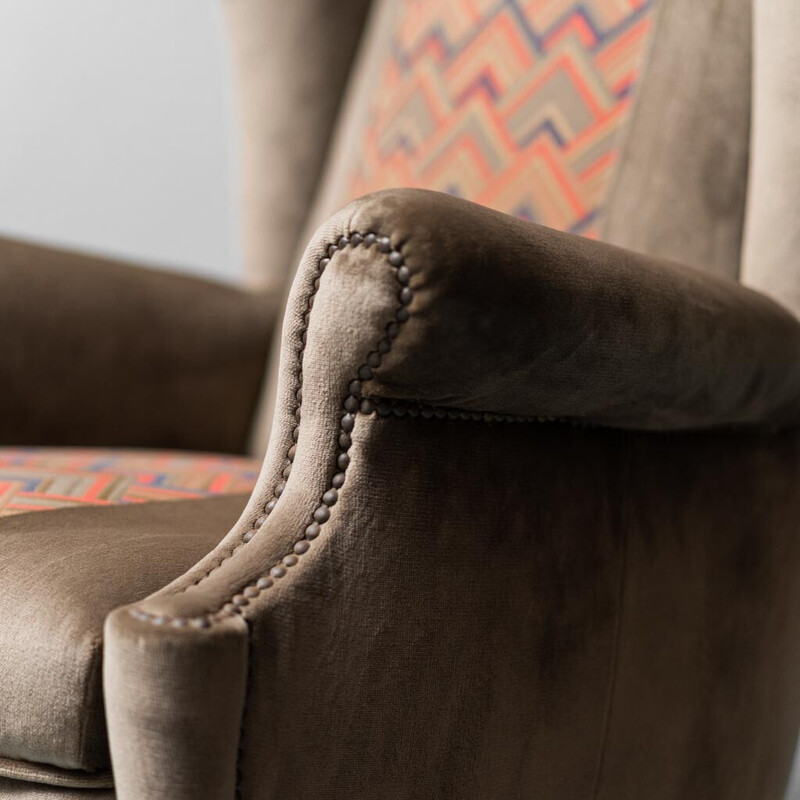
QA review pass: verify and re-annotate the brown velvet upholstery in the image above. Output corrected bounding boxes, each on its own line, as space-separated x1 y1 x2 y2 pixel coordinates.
222 0 372 290
601 0 752 279
100 191 800 799
0 494 247 783
0 237 276 453
0 779 113 799
3 0 800 793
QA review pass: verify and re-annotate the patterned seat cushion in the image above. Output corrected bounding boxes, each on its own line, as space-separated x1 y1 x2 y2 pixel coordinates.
348 0 659 237
0 447 260 517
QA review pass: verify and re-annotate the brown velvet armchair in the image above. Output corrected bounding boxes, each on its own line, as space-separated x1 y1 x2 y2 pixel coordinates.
2 1 800 799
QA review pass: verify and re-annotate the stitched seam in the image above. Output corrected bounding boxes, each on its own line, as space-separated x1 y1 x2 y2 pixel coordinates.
77 635 105 773
590 435 632 798
234 617 254 800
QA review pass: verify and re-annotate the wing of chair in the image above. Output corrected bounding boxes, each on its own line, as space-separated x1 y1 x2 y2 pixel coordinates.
2 0 800 798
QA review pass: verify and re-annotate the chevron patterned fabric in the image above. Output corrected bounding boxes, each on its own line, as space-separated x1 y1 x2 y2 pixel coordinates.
349 0 659 237
0 448 260 517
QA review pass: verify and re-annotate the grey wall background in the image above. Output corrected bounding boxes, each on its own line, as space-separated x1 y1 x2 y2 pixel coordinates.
0 0 239 283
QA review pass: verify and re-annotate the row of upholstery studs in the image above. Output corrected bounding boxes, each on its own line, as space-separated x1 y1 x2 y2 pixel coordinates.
130 231 411 628
239 232 409 549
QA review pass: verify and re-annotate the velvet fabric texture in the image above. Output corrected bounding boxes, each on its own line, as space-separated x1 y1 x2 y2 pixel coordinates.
0 779 113 799
0 237 275 453
0 494 247 780
222 0 372 290
103 190 800 799
601 0 752 279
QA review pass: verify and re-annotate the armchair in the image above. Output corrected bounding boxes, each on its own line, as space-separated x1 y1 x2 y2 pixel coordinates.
1 0 799 798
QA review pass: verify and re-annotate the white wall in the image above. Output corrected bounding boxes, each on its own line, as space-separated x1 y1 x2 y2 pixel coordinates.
0 0 239 283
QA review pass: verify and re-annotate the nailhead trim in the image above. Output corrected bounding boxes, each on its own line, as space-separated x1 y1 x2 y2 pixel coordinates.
130 231 413 626
366 397 555 424
129 231 572 629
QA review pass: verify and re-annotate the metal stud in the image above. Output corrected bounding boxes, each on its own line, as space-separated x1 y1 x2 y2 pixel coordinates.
397 266 410 285
388 251 403 266
322 488 338 507
283 554 299 567
305 522 321 540
337 452 350 469
256 577 273 590
358 365 373 380
313 505 331 523
377 236 392 252
344 395 359 412
294 540 310 555
341 413 355 432
364 233 376 247
270 565 286 579
332 472 346 489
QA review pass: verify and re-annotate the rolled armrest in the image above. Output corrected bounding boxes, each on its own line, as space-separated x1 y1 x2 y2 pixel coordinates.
350 189 800 431
0 236 277 451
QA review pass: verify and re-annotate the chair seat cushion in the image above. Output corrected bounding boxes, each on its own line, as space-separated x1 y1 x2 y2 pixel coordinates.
0 447 259 785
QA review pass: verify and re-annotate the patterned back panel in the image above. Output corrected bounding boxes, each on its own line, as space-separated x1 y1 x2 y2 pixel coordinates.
348 0 659 237
0 448 260 517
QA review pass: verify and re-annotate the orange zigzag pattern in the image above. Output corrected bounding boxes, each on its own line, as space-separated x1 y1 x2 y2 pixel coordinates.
348 0 658 237
0 448 260 517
